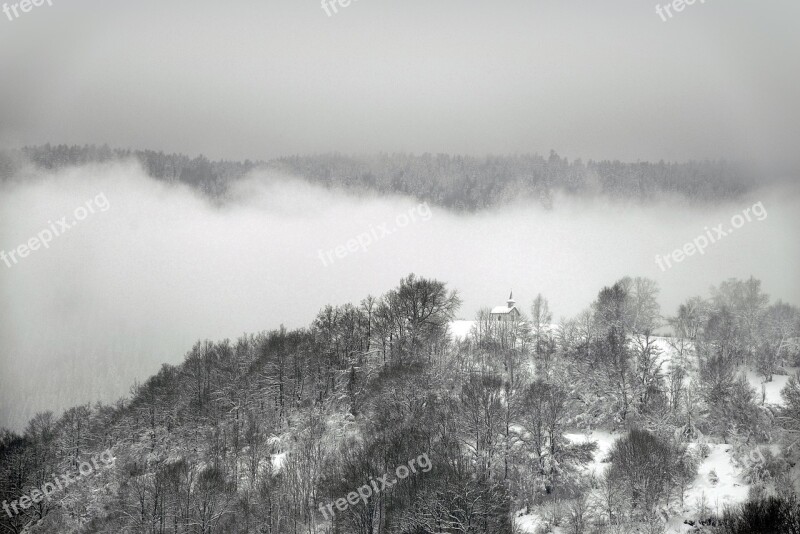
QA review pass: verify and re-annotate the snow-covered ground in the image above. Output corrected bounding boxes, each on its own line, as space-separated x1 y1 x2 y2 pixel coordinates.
449 320 475 341
515 433 752 533
515 431 620 534
641 335 793 408
515 511 548 533
745 368 796 406
682 443 749 519
564 430 620 477
450 327 791 532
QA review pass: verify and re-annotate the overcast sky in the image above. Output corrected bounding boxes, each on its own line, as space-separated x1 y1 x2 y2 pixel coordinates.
1 0 798 164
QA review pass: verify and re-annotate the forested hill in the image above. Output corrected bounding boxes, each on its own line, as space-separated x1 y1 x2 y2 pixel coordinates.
2 274 799 533
0 144 774 210
0 145 262 198
269 152 758 210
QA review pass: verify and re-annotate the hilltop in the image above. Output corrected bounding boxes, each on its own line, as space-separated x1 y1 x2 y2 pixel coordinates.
1 274 799 533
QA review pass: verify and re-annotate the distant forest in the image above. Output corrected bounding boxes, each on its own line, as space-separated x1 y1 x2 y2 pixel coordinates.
0 144 774 210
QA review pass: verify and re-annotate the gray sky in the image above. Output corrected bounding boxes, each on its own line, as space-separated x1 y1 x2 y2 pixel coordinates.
1 0 798 164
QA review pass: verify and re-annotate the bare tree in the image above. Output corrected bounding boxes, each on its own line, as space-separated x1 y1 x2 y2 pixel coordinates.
531 294 556 374
460 374 505 478
606 430 691 520
758 301 799 381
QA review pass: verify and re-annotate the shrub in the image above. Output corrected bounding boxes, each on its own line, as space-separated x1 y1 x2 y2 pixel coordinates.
742 446 787 485
604 430 696 520
714 494 800 534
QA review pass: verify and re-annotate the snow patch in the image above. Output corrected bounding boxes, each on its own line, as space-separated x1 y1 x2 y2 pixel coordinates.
684 443 749 518
745 367 796 406
450 320 475 341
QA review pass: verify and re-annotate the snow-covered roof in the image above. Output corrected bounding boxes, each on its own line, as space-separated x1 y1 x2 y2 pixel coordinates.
490 306 519 315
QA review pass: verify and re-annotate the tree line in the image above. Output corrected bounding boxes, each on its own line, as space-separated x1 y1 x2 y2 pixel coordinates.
0 145 773 210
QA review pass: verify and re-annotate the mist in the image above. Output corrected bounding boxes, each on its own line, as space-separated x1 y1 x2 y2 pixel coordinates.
2 1 800 166
1 163 798 430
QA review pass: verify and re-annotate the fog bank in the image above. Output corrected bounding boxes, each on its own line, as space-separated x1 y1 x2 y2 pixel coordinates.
1 163 798 430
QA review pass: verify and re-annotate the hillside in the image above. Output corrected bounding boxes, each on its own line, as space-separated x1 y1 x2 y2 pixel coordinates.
1 274 799 533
